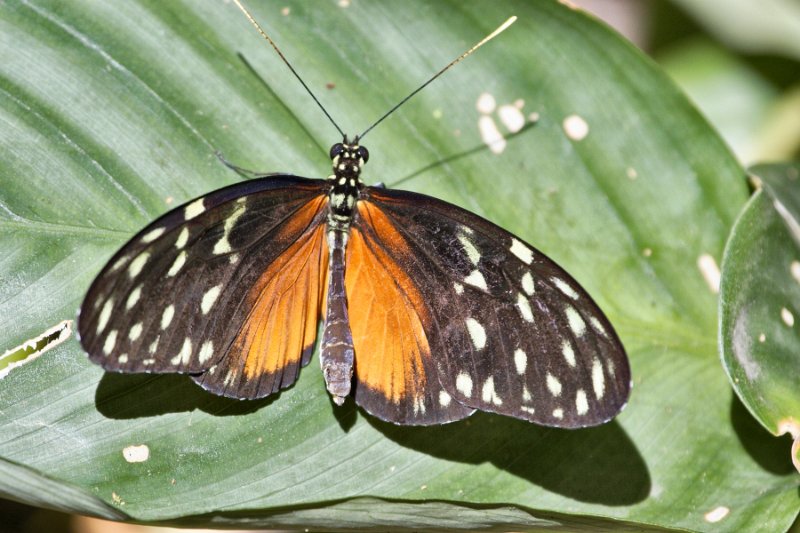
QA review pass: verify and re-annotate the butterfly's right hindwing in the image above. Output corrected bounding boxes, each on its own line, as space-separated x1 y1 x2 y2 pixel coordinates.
78 176 329 399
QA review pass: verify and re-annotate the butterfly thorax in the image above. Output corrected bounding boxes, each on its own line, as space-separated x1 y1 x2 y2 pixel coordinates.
326 138 368 228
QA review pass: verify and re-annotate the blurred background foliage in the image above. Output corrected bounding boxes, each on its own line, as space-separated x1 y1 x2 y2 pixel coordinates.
586 0 800 166
4 0 799 532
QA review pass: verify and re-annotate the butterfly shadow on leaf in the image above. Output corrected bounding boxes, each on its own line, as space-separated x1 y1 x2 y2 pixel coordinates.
367 412 650 506
94 373 275 418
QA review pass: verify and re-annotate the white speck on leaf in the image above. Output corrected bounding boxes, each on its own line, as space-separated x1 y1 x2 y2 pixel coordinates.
704 506 729 523
697 253 720 293
563 114 589 140
122 444 150 463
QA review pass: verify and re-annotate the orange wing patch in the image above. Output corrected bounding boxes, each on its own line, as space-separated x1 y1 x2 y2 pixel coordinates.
234 196 329 387
346 202 431 405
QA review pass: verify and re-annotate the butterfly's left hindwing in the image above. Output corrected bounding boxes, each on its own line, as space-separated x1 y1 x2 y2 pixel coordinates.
78 176 329 399
357 186 631 428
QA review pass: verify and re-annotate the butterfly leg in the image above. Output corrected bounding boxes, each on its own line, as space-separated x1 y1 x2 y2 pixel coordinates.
320 228 355 405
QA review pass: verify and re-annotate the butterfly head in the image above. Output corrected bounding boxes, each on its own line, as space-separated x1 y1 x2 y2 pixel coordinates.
330 136 369 179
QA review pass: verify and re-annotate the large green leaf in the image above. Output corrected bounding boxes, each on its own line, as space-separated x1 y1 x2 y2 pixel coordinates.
1 0 797 530
668 0 800 60
720 163 800 472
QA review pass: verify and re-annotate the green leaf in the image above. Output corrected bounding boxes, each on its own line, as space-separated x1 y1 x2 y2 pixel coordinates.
667 0 800 60
1 0 798 530
720 163 800 472
657 39 778 165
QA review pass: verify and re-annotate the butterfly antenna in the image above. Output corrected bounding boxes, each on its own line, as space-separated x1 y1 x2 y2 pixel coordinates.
358 16 517 140
232 0 345 138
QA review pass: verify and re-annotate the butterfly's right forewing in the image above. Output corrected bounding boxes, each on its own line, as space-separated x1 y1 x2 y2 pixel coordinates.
78 175 329 399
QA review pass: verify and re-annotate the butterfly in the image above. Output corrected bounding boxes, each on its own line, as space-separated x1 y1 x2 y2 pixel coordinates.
77 4 630 428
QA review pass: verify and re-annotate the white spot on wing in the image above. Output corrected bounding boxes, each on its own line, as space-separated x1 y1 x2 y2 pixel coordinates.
128 253 150 279
546 373 562 396
464 270 488 291
453 282 464 295
590 316 609 337
97 299 113 334
552 408 564 419
522 386 532 402
562 340 576 367
510 238 533 264
110 255 128 273
199 340 214 363
697 253 720 293
126 286 142 310
413 396 426 415
214 204 247 255
576 389 589 415
465 318 487 350
458 234 481 265
563 114 589 141
552 277 578 299
168 251 187 277
129 322 143 342
592 357 605 399
122 444 150 463
565 306 586 336
521 405 535 415
521 272 535 295
456 372 473 397
439 390 452 407
516 293 534 322
161 305 175 330
513 348 527 374
184 198 205 220
141 227 165 243
175 227 190 249
202 285 222 314
103 330 118 356
481 376 502 405
170 338 192 366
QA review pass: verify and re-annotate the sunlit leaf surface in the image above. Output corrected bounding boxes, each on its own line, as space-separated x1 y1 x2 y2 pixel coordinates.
1 1 797 530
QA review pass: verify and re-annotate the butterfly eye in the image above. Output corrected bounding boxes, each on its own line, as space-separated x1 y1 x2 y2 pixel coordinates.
357 146 369 163
329 143 344 160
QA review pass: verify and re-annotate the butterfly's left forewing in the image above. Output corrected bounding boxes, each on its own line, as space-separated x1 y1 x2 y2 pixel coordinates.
78 175 329 399
359 186 630 428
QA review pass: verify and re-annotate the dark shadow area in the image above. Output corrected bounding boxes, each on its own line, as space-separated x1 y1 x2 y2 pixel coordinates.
329 394 359 433
366 411 650 506
0 498 72 533
95 372 275 419
96 370 648 505
730 394 796 476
